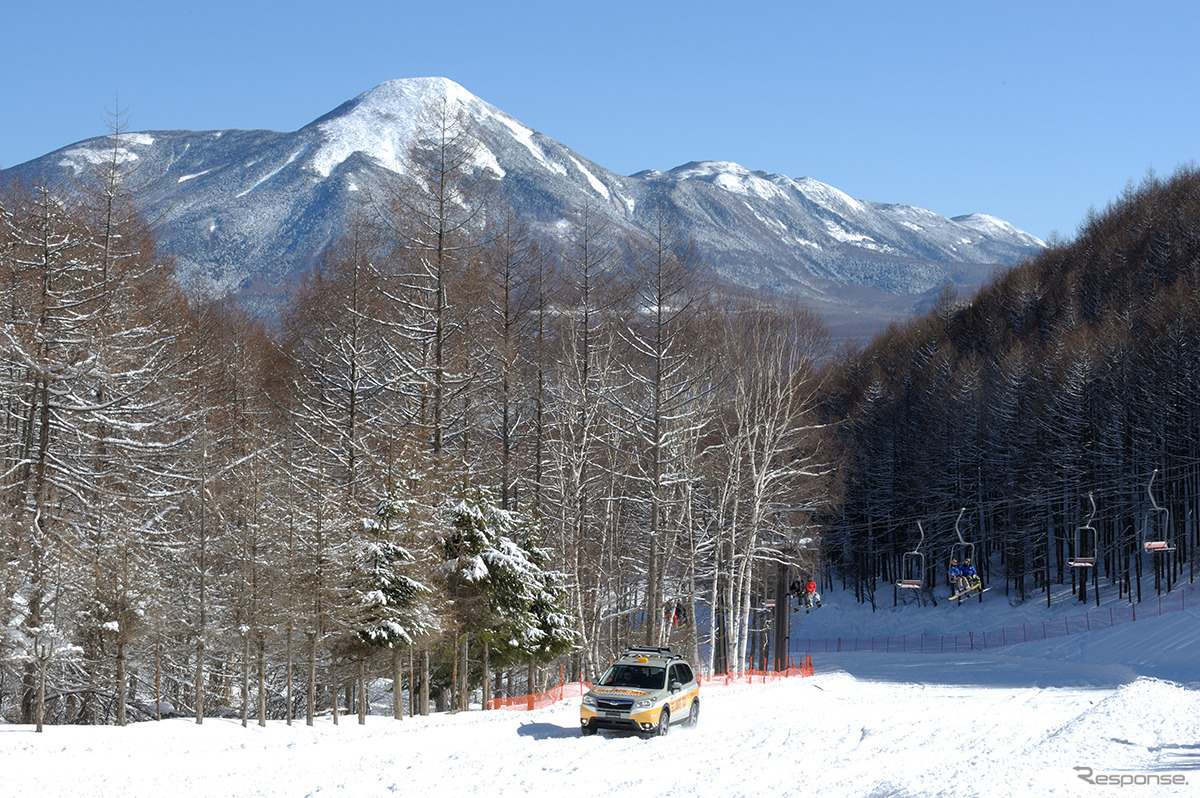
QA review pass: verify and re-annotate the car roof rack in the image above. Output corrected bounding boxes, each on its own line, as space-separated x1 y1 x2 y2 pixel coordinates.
621 645 681 659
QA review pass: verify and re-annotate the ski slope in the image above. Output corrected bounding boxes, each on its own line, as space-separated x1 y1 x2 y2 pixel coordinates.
3 585 1198 797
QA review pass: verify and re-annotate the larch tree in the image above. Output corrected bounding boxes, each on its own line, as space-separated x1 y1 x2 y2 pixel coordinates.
543 198 623 676
617 201 714 646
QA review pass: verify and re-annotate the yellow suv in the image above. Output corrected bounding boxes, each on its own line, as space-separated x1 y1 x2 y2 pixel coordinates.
580 646 700 737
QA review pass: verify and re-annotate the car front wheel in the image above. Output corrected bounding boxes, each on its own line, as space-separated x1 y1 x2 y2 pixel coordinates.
645 707 669 738
685 699 699 728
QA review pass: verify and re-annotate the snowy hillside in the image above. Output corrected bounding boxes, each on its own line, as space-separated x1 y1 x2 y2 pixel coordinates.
0 78 1044 337
788 578 1200 683
5 578 1197 798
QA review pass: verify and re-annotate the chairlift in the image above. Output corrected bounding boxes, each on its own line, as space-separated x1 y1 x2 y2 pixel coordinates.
896 521 926 589
1143 469 1177 553
1068 492 1098 567
950 508 975 570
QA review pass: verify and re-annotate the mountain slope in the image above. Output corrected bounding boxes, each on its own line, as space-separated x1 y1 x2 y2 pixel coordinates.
1 77 1043 337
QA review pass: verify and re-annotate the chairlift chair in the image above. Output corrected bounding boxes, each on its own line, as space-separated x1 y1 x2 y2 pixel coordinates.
949 508 975 571
896 521 926 589
1068 492 1098 567
1143 469 1177 553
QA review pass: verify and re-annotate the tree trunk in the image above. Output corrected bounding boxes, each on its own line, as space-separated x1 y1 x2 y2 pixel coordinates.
155 641 163 721
241 635 250 727
450 631 459 711
392 648 403 720
331 671 339 726
482 640 491 711
257 637 267 726
459 637 469 712
420 649 430 716
357 659 367 725
285 628 293 726
195 639 205 724
35 648 48 733
306 633 316 726
116 639 128 726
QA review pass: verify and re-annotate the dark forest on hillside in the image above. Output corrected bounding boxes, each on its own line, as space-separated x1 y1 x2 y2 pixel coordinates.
826 166 1200 609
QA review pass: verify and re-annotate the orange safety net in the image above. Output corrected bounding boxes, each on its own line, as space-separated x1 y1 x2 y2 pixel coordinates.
488 683 567 711
702 655 815 685
487 656 816 710
487 666 593 711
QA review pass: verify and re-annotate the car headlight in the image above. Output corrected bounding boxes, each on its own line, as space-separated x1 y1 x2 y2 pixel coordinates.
634 698 655 709
581 694 597 707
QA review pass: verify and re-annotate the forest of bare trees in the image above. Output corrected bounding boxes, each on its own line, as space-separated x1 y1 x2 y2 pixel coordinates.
17 98 1198 732
826 166 1200 612
0 102 835 726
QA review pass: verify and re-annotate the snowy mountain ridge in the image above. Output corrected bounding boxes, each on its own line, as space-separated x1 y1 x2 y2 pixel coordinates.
2 77 1045 337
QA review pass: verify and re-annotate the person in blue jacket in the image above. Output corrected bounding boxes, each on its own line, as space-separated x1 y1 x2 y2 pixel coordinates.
961 559 981 593
949 559 967 596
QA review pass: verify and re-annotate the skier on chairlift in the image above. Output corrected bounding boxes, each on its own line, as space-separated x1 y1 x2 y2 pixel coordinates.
962 559 981 594
949 559 967 596
802 579 822 609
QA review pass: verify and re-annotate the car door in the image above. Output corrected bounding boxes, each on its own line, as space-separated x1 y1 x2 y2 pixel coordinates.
667 663 688 716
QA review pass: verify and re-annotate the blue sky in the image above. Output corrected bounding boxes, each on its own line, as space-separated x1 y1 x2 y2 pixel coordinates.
4 0 1197 241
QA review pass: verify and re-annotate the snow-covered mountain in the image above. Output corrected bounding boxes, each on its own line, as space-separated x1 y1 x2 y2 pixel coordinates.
1 77 1044 337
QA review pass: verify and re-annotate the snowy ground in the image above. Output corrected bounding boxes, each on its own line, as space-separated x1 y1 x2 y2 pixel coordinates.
4 580 1198 798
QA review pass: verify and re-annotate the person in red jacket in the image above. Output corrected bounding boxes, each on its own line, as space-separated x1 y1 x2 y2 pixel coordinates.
802 579 822 609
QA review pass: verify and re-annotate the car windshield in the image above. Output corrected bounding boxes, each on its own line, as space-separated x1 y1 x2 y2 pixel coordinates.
599 664 666 690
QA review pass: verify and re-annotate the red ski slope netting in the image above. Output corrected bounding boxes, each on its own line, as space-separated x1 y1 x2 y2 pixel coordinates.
486 656 815 710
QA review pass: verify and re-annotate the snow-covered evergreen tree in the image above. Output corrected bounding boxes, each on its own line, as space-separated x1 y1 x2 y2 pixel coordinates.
443 487 575 707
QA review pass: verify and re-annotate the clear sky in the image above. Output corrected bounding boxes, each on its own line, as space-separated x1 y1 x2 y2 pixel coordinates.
3 0 1197 242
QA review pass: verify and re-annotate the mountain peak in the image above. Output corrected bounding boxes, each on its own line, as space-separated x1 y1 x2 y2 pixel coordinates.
310 77 488 178
356 77 478 112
